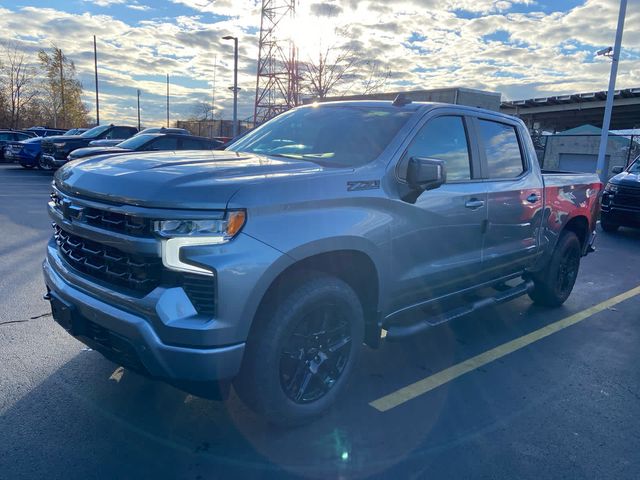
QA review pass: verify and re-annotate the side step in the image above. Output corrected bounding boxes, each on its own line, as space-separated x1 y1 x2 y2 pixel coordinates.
384 280 534 340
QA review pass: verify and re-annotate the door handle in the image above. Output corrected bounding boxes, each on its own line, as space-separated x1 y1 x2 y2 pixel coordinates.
465 199 485 209
527 193 541 203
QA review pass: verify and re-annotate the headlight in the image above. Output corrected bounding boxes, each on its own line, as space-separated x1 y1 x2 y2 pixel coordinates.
605 183 618 193
154 211 246 239
155 211 246 276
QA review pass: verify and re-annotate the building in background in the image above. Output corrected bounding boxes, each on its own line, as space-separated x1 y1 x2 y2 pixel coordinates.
304 87 502 111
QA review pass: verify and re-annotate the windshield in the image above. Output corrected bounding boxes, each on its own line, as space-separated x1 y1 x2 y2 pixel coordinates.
228 105 413 166
628 157 640 174
117 134 155 149
80 125 111 139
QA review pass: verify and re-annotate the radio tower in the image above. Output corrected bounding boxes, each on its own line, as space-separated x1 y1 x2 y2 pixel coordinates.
253 0 299 125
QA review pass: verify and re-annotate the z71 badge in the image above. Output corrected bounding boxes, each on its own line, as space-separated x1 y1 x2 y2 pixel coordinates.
347 180 380 191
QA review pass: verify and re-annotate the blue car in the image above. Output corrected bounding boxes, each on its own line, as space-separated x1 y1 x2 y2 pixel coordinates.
5 136 48 169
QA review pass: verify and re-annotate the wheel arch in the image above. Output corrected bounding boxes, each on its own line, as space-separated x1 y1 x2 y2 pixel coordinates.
247 245 384 348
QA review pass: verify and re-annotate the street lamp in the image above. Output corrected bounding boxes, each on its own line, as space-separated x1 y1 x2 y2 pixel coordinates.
595 0 627 181
222 35 239 137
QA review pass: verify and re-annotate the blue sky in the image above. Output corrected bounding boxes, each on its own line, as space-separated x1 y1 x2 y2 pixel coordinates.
1 0 638 126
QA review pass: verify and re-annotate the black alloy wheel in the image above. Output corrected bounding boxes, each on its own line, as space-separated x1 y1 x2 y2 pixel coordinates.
279 304 352 404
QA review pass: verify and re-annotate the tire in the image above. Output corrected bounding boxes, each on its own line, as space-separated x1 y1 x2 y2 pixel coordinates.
37 155 53 171
234 274 364 426
600 218 619 233
529 231 581 307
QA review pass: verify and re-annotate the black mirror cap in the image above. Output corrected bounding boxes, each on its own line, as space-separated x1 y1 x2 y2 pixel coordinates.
407 157 446 191
611 166 624 175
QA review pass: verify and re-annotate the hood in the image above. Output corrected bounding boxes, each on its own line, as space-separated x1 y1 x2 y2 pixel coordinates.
42 135 90 143
70 146 129 158
610 171 640 188
54 150 341 210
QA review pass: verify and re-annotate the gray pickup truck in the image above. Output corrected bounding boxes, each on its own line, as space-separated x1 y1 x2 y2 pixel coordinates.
43 100 602 425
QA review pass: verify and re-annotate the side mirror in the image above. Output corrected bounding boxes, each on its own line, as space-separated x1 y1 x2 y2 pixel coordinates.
407 157 446 191
611 166 624 174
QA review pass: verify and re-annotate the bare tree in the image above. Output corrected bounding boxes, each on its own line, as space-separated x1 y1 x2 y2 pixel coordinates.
360 60 391 95
0 43 38 128
190 100 214 121
299 26 391 100
299 42 359 100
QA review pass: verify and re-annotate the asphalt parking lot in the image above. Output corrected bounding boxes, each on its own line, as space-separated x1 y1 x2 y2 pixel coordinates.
1 163 639 479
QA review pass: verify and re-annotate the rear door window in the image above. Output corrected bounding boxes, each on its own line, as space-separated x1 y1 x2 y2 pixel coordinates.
180 138 209 150
478 120 525 178
148 137 179 150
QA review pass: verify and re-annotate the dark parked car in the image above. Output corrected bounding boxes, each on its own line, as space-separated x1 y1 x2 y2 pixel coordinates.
6 128 88 168
26 127 68 137
40 124 138 168
88 127 192 147
68 133 224 161
0 130 36 161
600 158 640 232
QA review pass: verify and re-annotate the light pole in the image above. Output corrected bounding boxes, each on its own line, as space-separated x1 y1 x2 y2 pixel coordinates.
596 0 627 182
137 89 141 131
93 35 100 125
166 73 170 128
222 35 239 137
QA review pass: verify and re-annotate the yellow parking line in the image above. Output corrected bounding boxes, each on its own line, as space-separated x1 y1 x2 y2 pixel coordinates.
370 285 640 413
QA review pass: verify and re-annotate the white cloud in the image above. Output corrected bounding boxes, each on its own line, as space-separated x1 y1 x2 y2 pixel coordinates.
0 0 637 125
127 3 152 11
90 0 127 7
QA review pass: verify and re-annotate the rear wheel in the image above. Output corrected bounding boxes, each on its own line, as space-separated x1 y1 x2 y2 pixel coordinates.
529 231 581 307
234 274 364 426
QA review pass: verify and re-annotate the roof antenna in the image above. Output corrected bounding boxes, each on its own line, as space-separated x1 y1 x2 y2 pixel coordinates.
392 93 412 107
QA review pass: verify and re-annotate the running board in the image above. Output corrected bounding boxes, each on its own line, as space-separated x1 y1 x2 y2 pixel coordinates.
384 280 534 340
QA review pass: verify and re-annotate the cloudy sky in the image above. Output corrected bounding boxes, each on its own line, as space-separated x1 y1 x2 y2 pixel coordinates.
1 0 638 127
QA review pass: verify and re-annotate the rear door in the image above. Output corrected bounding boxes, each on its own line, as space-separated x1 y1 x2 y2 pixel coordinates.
390 113 488 309
473 116 543 277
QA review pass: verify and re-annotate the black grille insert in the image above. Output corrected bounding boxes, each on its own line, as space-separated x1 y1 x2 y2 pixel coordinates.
54 224 161 293
182 274 216 315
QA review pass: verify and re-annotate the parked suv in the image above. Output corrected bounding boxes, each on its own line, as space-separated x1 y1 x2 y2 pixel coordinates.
44 100 601 425
600 157 640 231
41 124 138 168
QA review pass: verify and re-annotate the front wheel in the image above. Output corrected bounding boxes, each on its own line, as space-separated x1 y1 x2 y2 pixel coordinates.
234 274 364 426
529 231 581 307
37 155 53 171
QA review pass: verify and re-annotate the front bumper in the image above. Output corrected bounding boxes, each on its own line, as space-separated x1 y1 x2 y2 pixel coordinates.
601 206 640 228
43 254 245 387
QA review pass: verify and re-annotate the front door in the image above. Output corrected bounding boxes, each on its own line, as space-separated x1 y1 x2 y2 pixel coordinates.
390 114 488 311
